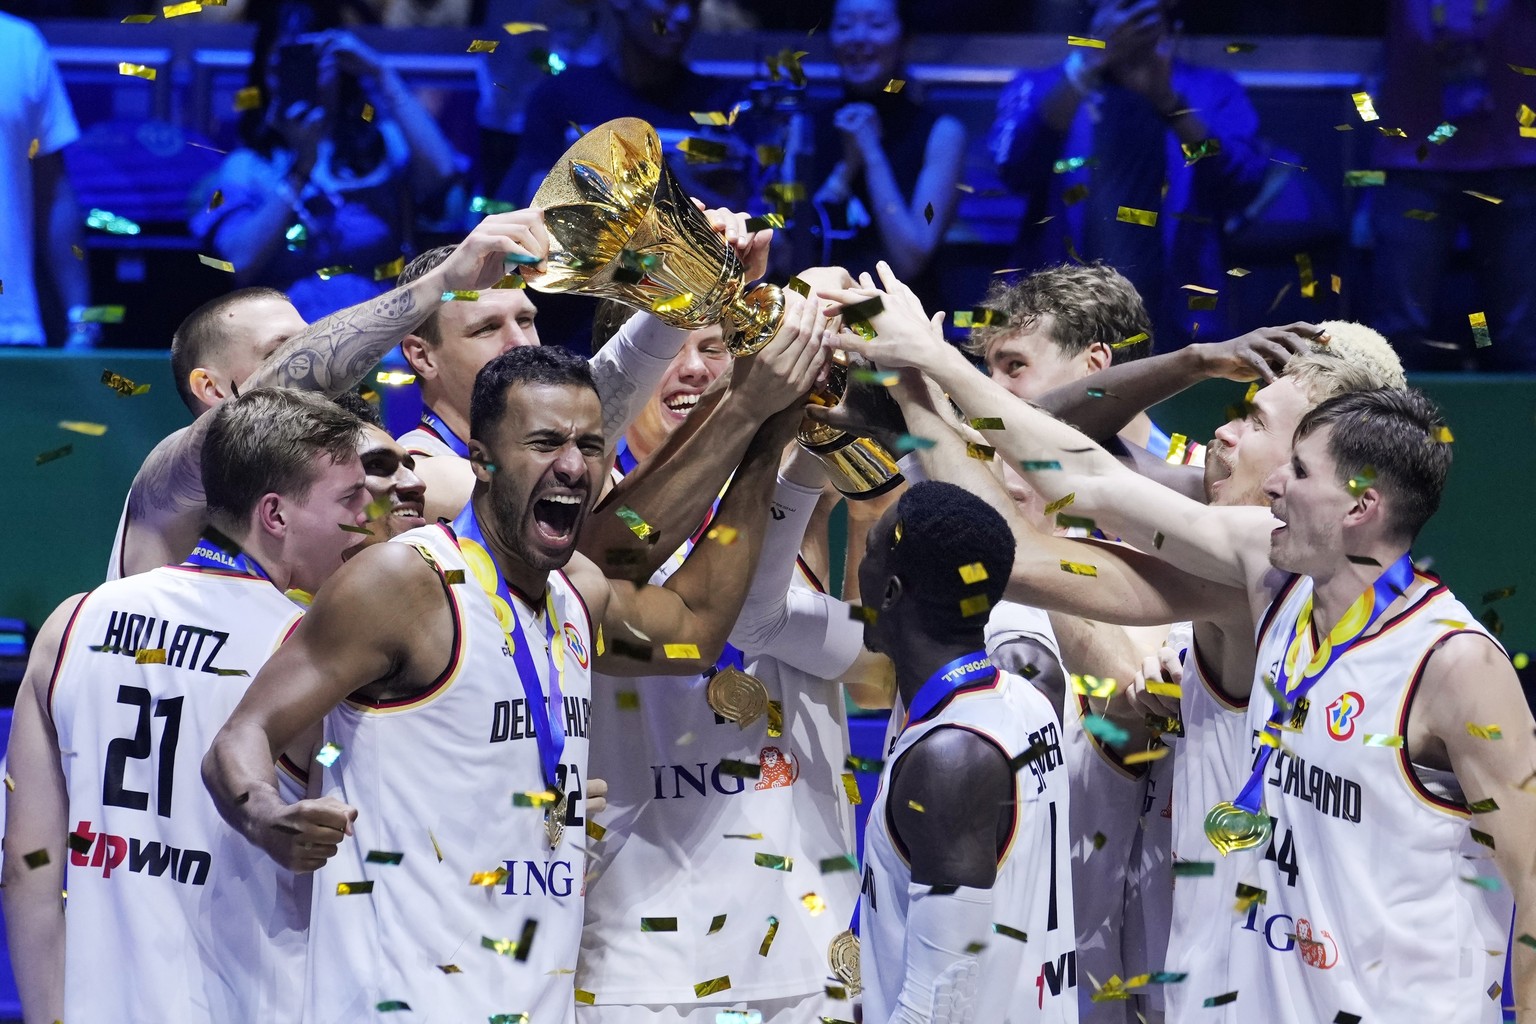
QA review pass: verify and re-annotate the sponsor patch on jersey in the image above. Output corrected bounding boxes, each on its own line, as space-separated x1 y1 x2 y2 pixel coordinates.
754 745 800 789
1325 691 1365 740
563 623 589 669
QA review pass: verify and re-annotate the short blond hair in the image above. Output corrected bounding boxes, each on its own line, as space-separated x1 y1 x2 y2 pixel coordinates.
1314 320 1405 389
1281 350 1392 406
964 262 1153 363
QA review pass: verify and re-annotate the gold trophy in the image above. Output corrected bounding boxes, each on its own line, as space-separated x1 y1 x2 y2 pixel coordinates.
528 117 902 499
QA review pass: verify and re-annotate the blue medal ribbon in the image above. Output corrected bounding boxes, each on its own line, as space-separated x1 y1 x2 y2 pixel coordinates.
1229 553 1415 817
420 408 471 459
183 534 271 581
452 502 566 793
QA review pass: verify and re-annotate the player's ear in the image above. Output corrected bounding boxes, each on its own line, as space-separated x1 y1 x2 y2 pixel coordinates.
1083 341 1112 373
880 575 904 611
188 367 224 410
401 334 438 380
255 492 286 539
469 440 498 481
1344 485 1382 529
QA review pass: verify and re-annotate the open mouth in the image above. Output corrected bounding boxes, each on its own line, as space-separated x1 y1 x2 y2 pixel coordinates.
387 501 426 532
661 390 703 420
532 492 584 545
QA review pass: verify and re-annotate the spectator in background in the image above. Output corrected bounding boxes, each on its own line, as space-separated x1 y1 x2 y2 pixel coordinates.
496 0 748 211
800 0 965 310
1367 0 1536 372
989 0 1267 348
193 3 463 322
0 12 92 348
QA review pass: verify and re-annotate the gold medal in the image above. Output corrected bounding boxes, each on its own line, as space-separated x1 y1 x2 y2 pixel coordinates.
828 929 861 995
1203 800 1273 855
707 667 770 728
545 792 568 850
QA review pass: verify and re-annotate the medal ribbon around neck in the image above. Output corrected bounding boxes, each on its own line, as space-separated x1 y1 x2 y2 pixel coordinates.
420 407 471 459
1205 552 1414 854
183 533 314 606
452 502 567 795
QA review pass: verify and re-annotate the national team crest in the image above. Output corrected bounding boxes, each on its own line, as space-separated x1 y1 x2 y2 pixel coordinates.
563 623 589 669
1326 692 1365 740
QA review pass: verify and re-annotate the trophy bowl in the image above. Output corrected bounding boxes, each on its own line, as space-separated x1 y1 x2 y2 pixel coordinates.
527 117 784 356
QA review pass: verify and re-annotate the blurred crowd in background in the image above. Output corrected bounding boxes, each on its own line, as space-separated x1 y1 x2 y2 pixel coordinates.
4 0 1535 372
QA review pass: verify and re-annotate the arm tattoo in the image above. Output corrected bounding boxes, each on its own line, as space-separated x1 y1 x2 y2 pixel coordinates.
126 422 209 522
247 285 426 397
589 356 641 445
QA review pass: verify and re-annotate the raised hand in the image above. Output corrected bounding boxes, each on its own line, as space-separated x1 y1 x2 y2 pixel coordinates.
1194 322 1321 382
1126 644 1183 721
436 210 551 293
727 289 827 420
816 260 950 373
695 201 773 283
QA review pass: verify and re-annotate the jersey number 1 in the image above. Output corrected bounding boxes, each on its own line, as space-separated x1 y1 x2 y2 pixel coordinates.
103 685 183 818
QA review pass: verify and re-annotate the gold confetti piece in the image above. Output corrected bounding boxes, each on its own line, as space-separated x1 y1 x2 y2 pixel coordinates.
652 293 695 315
513 790 559 808
36 444 74 466
883 79 905 93
471 868 510 887
198 254 235 273
163 0 203 16
677 137 728 163
374 370 416 387
1071 674 1117 699
336 880 374 895
365 850 403 864
316 266 354 281
1068 35 1106 47
840 772 862 805
1346 466 1376 497
705 525 739 547
964 442 996 462
615 691 640 710
1234 883 1267 911
371 256 404 282
122 13 157 22
57 420 107 437
1042 492 1075 516
758 916 780 955
482 935 518 956
134 648 167 665
375 1000 412 1012
907 799 926 813
826 985 849 1000
664 643 701 660
1361 734 1403 747
1116 206 1158 227
1519 126 1536 138
575 989 596 1005
1123 746 1171 765
467 39 500 53
707 913 729 934
1464 190 1503 204
78 305 126 324
504 21 547 34
1181 284 1218 294
1060 560 1098 578
766 699 784 739
1182 138 1222 164
1469 311 1492 348
1377 125 1408 138
360 103 375 123
958 561 989 584
1466 723 1504 740
959 594 991 618
26 136 42 160
3 775 12 792
441 290 480 302
585 819 607 841
1470 828 1496 850
744 213 785 233
1225 42 1257 53
339 524 373 536
753 853 792 871
1144 680 1182 698
23 849 50 869
718 759 762 780
119 62 157 80
690 111 730 125
694 976 732 998
641 917 678 932
763 182 806 204
1344 170 1386 187
756 144 785 167
1351 91 1379 121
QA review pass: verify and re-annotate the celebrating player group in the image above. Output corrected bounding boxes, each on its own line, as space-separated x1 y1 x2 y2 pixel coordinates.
4 163 1533 1024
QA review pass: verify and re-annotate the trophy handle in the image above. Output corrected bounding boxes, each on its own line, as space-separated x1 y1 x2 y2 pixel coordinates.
725 283 785 356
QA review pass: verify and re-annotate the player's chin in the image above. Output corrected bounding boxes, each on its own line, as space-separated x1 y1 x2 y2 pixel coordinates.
526 506 586 567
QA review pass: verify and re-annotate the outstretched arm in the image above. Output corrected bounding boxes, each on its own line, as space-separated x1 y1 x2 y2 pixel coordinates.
579 291 824 581
822 264 1275 596
580 408 808 677
1 595 82 1024
202 544 445 870
1034 323 1318 444
1416 633 1536 1016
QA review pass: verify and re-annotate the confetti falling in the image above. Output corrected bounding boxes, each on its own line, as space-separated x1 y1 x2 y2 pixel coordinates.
820 854 858 874
744 213 785 232
1122 746 1171 765
1042 492 1076 517
958 562 990 584
840 772 862 805
336 880 374 895
468 39 500 53
482 935 518 956
119 62 157 80
587 820 607 841
58 421 107 436
754 853 793 871
198 254 236 273
1466 723 1504 740
717 759 761 779
441 290 480 302
959 594 991 618
1346 466 1376 497
694 976 732 998
1469 311 1492 348
664 643 701 660
965 442 996 461
1082 714 1129 746
1361 734 1403 747
504 21 547 34
641 917 678 932
1068 35 1106 47
1464 190 1503 204
375 370 417 386
1060 560 1098 578
1116 206 1158 227
615 505 658 543
1351 91 1380 121
23 849 49 869
1344 170 1386 187
883 79 905 93
758 916 780 955
365 850 404 864
375 1001 412 1012
708 914 728 933
471 868 510 887
993 923 1029 942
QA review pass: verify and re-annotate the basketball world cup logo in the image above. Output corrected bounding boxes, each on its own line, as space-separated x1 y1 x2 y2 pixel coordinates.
1326 692 1365 741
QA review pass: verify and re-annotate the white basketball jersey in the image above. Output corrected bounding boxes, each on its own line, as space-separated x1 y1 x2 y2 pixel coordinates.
306 523 594 1024
396 424 459 459
1164 623 1252 1024
1228 573 1513 1024
47 564 309 1022
862 669 1079 1024
105 491 130 581
581 538 855 1004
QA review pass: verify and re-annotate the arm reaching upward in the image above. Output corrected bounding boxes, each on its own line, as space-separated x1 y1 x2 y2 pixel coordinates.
822 263 1276 598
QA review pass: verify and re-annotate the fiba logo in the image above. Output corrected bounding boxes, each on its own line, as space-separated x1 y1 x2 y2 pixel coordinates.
563 623 589 668
1326 692 1365 741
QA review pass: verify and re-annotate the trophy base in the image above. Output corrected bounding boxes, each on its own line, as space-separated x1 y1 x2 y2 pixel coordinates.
725 283 785 356
800 428 905 501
